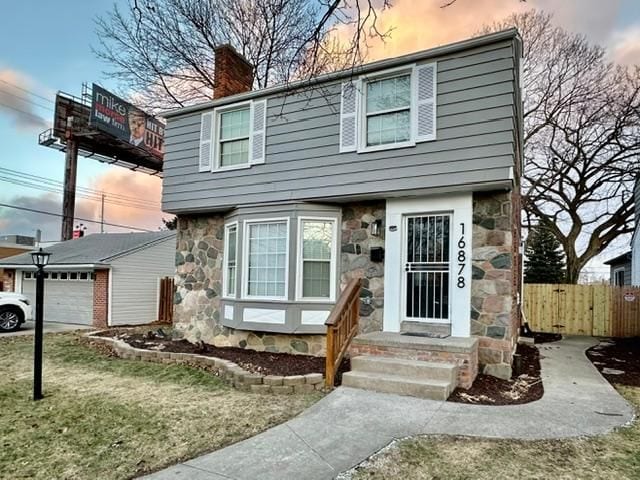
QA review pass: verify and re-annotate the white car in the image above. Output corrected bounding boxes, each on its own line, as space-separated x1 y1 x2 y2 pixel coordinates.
0 292 33 332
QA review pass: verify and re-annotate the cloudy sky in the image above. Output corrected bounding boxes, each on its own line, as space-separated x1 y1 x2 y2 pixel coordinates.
0 0 639 275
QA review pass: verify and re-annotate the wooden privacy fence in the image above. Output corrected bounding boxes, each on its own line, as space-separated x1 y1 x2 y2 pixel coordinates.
158 276 175 323
524 283 640 337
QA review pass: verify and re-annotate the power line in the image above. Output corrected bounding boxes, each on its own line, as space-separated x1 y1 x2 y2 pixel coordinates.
0 99 47 122
0 86 54 112
0 167 161 207
0 176 161 213
0 202 153 232
0 77 55 104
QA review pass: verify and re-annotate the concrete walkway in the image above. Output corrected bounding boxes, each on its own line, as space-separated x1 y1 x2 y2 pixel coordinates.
142 336 635 480
2 321 90 337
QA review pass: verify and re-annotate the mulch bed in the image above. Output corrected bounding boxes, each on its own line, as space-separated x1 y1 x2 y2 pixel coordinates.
448 343 543 405
92 328 349 382
586 337 640 387
531 332 562 344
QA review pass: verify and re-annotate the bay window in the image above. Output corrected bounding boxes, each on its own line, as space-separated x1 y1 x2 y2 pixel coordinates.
224 224 237 297
299 219 336 300
244 220 288 299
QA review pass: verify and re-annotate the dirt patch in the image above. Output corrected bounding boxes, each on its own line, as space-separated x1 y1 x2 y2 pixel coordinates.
94 328 349 382
587 337 640 387
448 343 543 405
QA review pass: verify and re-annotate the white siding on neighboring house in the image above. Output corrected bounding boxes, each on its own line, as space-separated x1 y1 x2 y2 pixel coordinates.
109 237 176 325
632 231 640 286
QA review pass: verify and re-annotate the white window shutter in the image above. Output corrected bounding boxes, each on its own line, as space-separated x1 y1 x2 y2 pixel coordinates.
339 81 358 152
199 111 214 172
414 63 437 142
250 100 267 164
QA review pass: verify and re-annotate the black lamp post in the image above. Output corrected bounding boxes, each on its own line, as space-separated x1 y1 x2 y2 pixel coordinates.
30 248 51 401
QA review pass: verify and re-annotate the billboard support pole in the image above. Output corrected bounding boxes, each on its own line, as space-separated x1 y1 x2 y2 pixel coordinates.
61 116 78 242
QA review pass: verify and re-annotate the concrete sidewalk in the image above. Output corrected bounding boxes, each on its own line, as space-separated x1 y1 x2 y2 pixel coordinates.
142 336 635 480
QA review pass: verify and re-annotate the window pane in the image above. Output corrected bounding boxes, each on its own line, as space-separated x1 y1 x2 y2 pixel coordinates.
220 108 250 140
302 221 333 260
366 75 410 113
366 111 410 146
247 221 287 297
220 139 249 166
226 226 237 296
303 261 331 298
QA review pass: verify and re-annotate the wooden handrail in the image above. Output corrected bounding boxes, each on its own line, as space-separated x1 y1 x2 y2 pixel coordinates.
325 278 361 388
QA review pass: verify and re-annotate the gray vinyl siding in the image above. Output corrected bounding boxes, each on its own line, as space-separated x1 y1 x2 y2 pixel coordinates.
163 38 520 214
109 237 176 325
610 260 632 286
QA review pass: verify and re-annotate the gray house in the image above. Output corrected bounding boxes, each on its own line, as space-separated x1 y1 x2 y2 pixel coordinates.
604 252 632 286
162 29 524 393
0 232 176 327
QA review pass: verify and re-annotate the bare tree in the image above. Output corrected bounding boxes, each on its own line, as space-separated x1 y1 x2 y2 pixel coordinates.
483 11 640 283
94 0 391 110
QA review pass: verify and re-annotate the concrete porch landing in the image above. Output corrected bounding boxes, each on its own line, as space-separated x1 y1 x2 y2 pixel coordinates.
349 331 479 389
141 336 635 480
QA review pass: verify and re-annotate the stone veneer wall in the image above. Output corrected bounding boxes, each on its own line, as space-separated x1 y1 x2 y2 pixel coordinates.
471 191 520 379
172 215 325 356
340 202 386 333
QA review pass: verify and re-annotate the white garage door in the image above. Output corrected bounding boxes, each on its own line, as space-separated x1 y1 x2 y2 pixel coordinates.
22 271 94 325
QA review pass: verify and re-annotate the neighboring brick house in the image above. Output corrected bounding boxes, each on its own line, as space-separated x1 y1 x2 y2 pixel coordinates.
162 29 524 394
0 235 35 291
0 232 176 327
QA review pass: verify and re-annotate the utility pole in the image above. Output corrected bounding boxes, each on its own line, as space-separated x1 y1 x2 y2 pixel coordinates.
61 116 78 241
100 193 105 234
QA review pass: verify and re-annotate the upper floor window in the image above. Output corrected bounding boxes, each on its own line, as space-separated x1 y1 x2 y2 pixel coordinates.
365 75 411 147
219 108 250 167
339 63 437 154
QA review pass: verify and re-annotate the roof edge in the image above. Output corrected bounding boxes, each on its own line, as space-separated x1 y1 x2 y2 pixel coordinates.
163 28 519 119
100 232 176 262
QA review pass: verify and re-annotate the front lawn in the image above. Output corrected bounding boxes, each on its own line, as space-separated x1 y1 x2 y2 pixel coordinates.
350 363 640 479
0 332 321 480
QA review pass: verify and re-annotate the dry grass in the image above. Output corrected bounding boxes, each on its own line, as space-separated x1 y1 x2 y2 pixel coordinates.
0 333 321 480
351 386 640 480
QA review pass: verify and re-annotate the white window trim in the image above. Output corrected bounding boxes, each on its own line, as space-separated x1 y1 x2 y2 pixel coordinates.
358 65 416 154
241 217 290 301
613 266 626 286
222 222 239 299
212 101 253 172
295 216 339 303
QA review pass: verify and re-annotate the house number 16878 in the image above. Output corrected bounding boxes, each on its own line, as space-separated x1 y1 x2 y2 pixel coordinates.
457 223 466 288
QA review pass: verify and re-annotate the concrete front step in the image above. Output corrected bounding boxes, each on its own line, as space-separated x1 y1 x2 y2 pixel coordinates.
342 371 454 400
400 321 451 337
351 355 458 383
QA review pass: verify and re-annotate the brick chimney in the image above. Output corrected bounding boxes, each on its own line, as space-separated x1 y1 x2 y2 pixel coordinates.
213 45 254 98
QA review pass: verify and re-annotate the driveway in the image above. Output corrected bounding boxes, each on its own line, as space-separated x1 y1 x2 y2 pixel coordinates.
142 336 635 480
2 321 91 337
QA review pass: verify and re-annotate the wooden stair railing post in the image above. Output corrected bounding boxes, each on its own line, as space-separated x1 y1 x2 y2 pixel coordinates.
324 278 361 388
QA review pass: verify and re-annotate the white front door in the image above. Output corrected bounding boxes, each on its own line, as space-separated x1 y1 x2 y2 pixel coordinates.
383 194 472 337
403 214 451 323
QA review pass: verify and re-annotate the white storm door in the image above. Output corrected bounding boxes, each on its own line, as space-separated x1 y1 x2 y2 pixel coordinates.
403 214 452 323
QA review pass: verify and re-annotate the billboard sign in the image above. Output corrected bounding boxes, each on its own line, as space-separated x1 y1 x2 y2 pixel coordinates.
90 84 164 158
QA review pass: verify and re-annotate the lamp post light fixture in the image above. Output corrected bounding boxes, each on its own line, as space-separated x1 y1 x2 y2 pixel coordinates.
30 247 51 401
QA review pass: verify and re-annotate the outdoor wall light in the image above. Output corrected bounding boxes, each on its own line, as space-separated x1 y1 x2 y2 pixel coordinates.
370 219 383 237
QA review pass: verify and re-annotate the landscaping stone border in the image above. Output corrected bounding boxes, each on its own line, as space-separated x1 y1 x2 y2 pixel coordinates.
86 332 326 394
